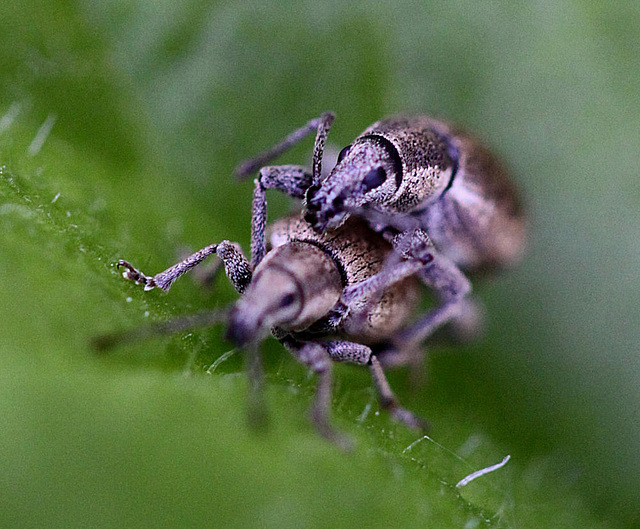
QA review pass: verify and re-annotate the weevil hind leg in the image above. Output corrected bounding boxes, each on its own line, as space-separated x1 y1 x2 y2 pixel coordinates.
393 253 473 347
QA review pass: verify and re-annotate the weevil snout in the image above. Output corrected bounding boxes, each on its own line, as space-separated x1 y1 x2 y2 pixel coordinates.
304 140 400 231
304 184 350 231
225 267 302 346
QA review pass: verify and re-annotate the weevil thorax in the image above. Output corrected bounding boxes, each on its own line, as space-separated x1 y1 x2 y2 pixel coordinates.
304 117 456 232
226 242 342 346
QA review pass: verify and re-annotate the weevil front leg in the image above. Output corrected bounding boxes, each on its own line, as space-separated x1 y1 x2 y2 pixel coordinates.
175 246 224 289
235 112 334 181
250 165 314 268
118 240 252 294
248 113 334 267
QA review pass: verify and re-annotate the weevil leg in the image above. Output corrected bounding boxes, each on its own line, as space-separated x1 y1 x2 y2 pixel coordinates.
259 165 314 198
176 246 224 288
92 309 227 352
340 227 433 307
117 244 219 292
215 241 253 294
285 339 352 449
235 112 335 179
249 165 315 268
320 341 428 432
394 252 472 348
247 112 334 267
250 178 267 268
341 226 475 346
311 112 334 185
369 355 429 431
339 256 425 336
119 240 252 294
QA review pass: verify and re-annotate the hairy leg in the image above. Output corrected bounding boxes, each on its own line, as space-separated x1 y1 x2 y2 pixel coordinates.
340 226 476 347
304 339 428 432
369 355 429 431
235 112 335 179
118 240 252 294
249 165 314 268
248 112 334 267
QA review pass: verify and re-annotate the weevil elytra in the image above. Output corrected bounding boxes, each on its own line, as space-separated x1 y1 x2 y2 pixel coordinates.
100 214 426 446
236 113 526 347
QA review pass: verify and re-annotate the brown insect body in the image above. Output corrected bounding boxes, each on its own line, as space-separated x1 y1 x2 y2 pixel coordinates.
307 115 526 271
265 215 420 343
360 116 526 270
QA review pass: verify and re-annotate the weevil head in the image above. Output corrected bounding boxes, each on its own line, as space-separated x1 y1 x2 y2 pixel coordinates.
225 242 342 347
226 269 301 346
304 138 402 231
305 118 459 232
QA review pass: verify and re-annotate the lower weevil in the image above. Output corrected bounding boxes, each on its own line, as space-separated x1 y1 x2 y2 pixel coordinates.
98 214 427 446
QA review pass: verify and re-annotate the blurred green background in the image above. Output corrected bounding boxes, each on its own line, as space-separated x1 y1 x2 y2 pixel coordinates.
1 0 638 527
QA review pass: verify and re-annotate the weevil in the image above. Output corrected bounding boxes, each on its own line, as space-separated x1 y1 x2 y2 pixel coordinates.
235 113 526 347
98 214 425 446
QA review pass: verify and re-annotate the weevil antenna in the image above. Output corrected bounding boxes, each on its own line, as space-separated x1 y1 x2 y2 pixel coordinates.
244 340 269 430
91 308 230 353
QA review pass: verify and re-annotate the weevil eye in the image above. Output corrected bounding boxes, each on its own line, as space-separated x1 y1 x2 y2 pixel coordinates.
362 167 387 192
279 293 296 307
337 145 352 163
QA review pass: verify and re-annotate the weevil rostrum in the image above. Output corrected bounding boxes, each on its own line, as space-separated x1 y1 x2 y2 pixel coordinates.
236 113 526 349
101 213 426 445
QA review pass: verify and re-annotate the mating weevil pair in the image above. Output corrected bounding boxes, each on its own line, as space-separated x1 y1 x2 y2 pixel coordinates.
102 113 526 445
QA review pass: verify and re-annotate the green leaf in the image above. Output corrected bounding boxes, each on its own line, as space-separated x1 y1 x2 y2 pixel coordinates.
0 1 637 527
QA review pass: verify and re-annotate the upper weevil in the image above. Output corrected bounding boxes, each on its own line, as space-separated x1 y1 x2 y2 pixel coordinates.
235 113 526 344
